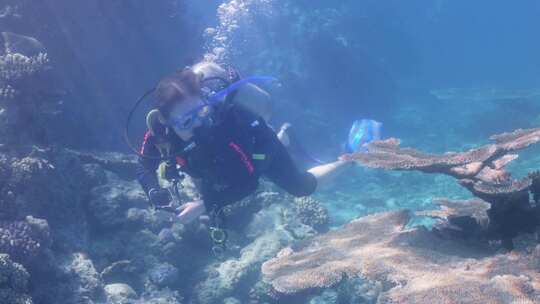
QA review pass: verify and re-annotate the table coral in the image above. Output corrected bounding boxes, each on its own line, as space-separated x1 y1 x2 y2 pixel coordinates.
343 128 540 244
262 210 540 303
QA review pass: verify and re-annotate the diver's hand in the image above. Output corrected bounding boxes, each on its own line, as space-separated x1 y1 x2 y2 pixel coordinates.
148 188 171 207
177 200 207 224
338 154 356 163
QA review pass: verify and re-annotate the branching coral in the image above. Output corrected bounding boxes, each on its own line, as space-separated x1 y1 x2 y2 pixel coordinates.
343 127 540 243
9 156 56 187
0 217 51 265
0 32 53 144
293 197 329 232
262 210 540 303
0 47 49 101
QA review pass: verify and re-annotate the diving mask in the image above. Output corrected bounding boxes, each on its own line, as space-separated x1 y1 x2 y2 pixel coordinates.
167 100 212 130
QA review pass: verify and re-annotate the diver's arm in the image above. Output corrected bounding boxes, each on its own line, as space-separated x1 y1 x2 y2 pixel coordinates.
176 177 258 225
136 132 163 202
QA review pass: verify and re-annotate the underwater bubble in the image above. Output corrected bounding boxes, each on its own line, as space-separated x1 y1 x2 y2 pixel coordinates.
204 0 275 62
1 32 45 56
204 27 217 37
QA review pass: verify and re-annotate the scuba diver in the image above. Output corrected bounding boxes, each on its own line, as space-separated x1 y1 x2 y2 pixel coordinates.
135 62 354 227
192 62 323 169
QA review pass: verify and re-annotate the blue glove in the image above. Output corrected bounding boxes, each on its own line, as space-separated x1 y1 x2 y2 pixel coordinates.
347 119 382 153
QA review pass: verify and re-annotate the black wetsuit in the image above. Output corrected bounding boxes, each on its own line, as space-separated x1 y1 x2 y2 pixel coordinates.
136 104 317 211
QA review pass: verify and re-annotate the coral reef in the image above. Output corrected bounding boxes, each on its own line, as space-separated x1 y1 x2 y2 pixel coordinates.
104 283 137 304
72 151 139 181
135 287 183 304
195 203 299 303
195 232 287 303
343 128 540 246
262 210 540 303
0 147 198 303
56 252 103 303
0 32 48 93
417 198 490 225
0 217 51 266
0 254 32 304
221 182 285 231
262 211 412 295
1 148 91 252
0 31 58 145
0 124 537 303
148 263 179 288
0 2 538 303
416 198 490 237
88 175 148 229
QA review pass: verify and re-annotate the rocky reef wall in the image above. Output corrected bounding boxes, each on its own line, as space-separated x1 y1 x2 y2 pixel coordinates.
0 0 203 149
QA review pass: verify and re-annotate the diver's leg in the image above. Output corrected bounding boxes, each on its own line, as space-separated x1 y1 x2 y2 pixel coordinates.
266 125 353 194
276 123 291 147
308 160 352 190
264 130 317 197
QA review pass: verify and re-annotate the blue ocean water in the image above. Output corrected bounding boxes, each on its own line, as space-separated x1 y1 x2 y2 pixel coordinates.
190 0 540 225
1 1 540 303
